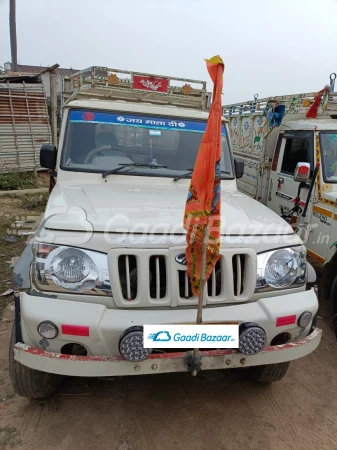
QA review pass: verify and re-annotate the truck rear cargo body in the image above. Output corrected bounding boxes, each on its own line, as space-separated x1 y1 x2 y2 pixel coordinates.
224 85 337 265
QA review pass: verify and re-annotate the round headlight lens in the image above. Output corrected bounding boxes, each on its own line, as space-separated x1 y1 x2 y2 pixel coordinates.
298 311 312 328
265 249 299 288
38 321 58 339
50 248 99 291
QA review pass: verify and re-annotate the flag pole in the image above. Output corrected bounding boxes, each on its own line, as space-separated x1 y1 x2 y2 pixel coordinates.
192 223 210 361
184 55 224 376
195 223 209 326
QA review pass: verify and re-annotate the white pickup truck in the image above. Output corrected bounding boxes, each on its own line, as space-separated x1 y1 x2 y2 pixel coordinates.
223 75 337 333
9 67 321 398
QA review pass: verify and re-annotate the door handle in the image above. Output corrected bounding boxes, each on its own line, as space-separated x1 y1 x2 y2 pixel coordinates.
277 177 284 185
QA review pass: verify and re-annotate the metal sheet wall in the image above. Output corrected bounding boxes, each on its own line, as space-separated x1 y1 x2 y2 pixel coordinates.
0 81 51 172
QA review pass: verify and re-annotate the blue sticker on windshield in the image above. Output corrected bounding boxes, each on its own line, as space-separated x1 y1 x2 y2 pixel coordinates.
69 110 226 135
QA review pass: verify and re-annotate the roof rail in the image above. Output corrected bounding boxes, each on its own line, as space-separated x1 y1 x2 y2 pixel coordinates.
223 91 337 118
64 66 211 111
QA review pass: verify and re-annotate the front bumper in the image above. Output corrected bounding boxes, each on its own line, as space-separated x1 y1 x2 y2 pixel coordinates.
14 288 321 376
14 328 322 377
19 289 319 354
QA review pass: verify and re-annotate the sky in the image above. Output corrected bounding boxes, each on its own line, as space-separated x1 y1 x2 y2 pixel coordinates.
0 0 336 104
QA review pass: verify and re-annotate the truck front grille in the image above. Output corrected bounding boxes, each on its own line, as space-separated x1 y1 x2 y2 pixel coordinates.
108 248 256 308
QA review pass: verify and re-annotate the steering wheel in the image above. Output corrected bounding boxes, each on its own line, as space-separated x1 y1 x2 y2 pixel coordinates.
84 145 128 164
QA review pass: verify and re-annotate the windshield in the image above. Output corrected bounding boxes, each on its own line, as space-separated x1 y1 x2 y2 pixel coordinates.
61 109 233 178
320 132 337 183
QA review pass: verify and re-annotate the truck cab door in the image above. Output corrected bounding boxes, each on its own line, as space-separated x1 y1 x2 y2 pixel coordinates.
267 130 315 221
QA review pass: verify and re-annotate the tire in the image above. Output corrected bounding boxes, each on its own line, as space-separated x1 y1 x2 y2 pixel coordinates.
332 276 337 338
319 261 337 301
249 362 290 383
9 324 63 399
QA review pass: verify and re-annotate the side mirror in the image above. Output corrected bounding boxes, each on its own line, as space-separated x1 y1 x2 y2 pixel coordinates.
234 158 244 179
40 144 57 169
294 162 310 183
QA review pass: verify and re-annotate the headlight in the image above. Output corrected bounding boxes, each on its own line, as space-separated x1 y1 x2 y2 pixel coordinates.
33 244 111 295
256 246 307 291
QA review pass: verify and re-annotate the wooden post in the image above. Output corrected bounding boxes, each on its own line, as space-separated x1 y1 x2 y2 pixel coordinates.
50 69 58 146
46 64 59 192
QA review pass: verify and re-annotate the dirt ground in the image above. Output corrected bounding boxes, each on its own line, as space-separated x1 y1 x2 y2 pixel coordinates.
1 196 337 450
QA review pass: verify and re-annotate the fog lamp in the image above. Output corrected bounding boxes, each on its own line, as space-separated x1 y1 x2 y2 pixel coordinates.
38 321 58 339
298 311 312 328
119 326 152 362
239 323 266 355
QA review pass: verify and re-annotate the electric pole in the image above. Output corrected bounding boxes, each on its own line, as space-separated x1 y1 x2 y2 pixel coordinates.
9 0 18 72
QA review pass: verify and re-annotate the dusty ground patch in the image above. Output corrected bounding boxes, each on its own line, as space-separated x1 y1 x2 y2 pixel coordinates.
0 426 22 448
0 197 43 309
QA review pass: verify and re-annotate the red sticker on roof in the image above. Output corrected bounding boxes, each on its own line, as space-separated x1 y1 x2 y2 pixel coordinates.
133 75 169 93
82 112 95 121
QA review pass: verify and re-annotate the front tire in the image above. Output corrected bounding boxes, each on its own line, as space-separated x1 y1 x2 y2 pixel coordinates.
9 324 63 399
332 276 337 338
249 362 290 383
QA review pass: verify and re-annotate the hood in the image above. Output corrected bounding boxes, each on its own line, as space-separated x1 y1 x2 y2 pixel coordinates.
43 181 293 236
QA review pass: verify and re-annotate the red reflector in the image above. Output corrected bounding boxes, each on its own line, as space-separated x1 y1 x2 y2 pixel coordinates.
61 325 89 337
276 315 296 327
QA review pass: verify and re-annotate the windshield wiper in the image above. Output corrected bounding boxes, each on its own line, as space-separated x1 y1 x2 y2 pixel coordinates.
173 169 194 182
173 169 230 182
102 163 167 178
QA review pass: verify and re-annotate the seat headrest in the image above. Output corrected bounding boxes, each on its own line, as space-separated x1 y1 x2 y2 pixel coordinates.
96 132 118 147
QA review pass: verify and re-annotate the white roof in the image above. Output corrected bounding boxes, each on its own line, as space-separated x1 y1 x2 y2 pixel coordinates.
284 119 337 131
66 99 228 122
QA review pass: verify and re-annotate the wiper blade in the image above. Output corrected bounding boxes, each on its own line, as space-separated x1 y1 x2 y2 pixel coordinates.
173 169 194 182
173 169 230 182
102 165 131 178
102 163 167 178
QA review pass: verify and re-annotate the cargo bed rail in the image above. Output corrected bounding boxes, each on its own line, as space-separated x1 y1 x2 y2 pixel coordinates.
62 66 211 111
223 91 337 117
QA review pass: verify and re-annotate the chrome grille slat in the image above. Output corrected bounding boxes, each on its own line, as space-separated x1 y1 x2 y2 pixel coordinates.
149 255 167 300
212 269 216 297
155 256 160 300
185 272 189 298
236 254 241 296
125 255 131 301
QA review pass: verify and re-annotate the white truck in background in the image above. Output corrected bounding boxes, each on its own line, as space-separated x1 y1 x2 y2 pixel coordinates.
223 76 337 332
9 66 321 398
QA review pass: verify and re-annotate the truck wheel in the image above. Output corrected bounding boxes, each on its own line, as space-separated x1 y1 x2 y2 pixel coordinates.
9 324 63 399
249 362 290 383
332 276 337 338
319 260 337 300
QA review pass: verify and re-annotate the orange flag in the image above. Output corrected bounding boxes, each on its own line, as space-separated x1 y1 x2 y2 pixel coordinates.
183 56 224 297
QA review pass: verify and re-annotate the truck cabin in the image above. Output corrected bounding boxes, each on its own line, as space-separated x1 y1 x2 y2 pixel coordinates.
41 67 239 182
